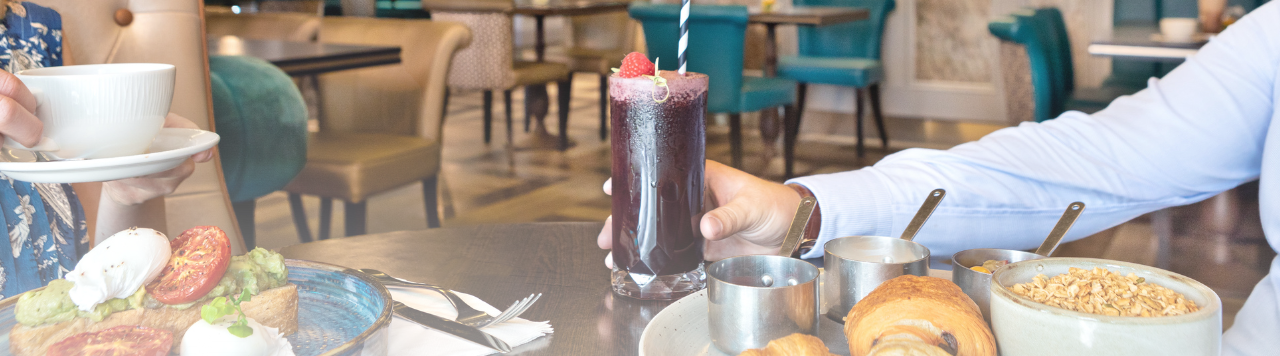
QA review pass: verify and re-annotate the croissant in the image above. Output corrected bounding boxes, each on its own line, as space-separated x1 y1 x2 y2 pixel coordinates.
739 333 836 356
843 275 996 356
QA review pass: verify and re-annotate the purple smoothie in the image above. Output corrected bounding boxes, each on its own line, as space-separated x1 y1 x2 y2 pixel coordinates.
610 71 708 300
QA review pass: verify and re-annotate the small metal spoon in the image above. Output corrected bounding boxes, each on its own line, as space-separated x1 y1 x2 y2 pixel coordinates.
900 189 946 241
1035 202 1085 257
777 196 817 257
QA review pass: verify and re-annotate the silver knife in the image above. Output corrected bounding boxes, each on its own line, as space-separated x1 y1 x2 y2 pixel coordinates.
391 301 513 353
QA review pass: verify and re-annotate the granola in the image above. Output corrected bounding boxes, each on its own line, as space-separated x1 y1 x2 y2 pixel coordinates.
1008 267 1199 317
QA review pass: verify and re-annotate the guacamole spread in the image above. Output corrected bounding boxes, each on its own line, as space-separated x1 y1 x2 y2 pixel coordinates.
14 248 289 326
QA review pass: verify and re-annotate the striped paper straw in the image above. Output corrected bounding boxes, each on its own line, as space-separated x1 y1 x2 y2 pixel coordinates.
678 0 689 75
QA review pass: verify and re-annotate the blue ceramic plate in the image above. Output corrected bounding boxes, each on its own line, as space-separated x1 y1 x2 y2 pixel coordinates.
0 259 392 356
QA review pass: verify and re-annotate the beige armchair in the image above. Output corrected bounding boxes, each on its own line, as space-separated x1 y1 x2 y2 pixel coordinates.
205 11 321 42
29 0 246 252
282 17 471 238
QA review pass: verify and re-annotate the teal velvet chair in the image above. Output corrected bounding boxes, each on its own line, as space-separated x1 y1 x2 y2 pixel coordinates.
989 8 1140 122
630 3 798 168
209 55 309 249
777 0 894 174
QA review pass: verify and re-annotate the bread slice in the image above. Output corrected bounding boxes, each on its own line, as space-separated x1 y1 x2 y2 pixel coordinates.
9 284 298 356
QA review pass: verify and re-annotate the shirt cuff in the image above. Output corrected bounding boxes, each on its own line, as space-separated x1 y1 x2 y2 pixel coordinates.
786 169 895 259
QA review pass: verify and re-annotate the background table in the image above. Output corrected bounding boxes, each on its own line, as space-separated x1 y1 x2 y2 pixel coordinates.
1087 25 1204 62
207 36 402 76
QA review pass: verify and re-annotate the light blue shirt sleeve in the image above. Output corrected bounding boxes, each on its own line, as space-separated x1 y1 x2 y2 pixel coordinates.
788 3 1279 261
790 4 1280 354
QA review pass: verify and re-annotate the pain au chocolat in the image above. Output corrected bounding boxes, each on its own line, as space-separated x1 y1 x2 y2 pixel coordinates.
843 275 996 356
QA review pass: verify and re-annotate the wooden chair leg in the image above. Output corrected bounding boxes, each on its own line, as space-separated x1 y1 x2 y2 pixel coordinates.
504 89 514 146
423 176 441 228
232 199 257 250
599 74 608 140
786 83 807 179
854 88 866 157
524 90 532 133
729 113 743 168
344 200 368 237
318 197 333 240
287 193 313 243
557 73 573 150
869 83 888 149
796 83 808 120
442 88 450 120
483 90 493 144
783 104 800 179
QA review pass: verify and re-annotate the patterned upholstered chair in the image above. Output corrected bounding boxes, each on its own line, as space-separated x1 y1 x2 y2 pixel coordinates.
282 17 470 239
340 0 375 17
258 0 324 15
433 11 572 146
29 0 248 252
565 12 636 140
989 8 1138 122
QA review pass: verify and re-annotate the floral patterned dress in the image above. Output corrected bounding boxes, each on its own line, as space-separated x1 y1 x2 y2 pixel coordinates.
0 2 89 298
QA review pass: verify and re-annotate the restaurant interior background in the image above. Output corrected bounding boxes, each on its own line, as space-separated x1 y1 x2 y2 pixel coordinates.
208 0 1273 329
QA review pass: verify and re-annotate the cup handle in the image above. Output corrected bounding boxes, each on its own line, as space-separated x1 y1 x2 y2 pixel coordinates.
1 88 58 152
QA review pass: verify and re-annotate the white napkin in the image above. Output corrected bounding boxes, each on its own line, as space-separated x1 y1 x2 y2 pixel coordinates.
388 287 553 356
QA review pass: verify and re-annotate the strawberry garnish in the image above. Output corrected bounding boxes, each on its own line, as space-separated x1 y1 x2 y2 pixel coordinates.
616 52 655 78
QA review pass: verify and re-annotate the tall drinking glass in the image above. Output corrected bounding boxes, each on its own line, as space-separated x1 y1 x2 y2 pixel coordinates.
610 71 709 300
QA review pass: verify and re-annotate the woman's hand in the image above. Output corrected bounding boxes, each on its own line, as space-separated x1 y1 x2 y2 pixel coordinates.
0 69 45 148
101 113 214 206
597 160 802 267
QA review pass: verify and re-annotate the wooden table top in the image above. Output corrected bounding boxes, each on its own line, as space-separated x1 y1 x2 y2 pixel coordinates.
207 36 402 76
749 6 870 26
420 0 629 16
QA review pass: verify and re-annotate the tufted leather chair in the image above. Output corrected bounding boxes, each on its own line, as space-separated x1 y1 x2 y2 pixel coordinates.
281 17 471 239
26 0 247 253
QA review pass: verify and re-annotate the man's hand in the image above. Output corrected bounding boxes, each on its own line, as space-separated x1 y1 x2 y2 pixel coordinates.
597 160 802 267
101 113 214 206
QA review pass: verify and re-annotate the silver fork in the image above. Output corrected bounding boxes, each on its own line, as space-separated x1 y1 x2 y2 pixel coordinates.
356 268 540 328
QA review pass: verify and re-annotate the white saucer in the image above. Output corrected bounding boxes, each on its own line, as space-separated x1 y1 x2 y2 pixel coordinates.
0 128 219 183
638 289 851 356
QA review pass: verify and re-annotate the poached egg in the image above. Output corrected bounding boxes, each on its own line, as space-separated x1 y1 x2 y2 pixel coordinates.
181 317 296 356
65 227 171 311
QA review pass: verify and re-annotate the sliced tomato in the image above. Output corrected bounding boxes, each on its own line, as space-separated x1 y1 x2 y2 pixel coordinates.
146 226 231 304
47 325 173 356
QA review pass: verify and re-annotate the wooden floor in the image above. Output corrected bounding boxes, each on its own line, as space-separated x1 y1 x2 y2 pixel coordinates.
249 73 1271 330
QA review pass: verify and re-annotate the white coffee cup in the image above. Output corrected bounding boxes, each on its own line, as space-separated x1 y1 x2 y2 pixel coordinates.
1159 18 1199 43
7 63 175 160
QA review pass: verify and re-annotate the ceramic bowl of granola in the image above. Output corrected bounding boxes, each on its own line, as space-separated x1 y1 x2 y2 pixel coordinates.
989 257 1221 356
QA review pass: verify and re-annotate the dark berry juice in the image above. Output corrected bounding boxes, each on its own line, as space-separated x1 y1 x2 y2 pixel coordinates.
609 71 708 300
